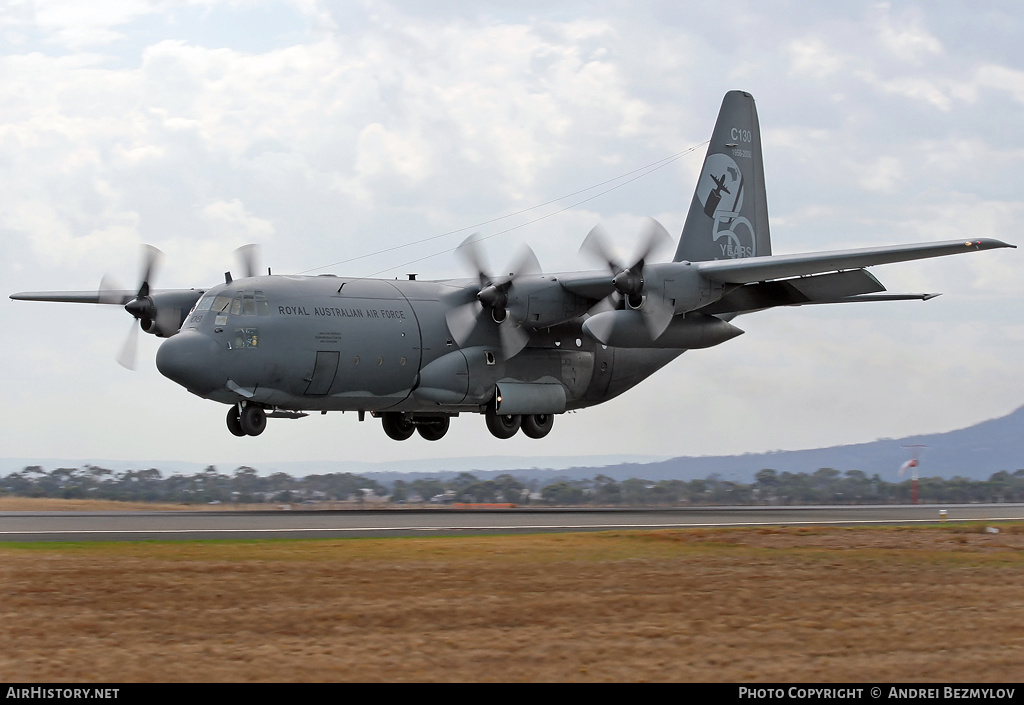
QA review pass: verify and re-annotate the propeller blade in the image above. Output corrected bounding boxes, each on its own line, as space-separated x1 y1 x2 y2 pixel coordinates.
631 217 672 267
498 318 530 358
455 234 492 289
445 300 485 347
137 245 164 297
585 295 617 317
579 224 621 272
507 244 541 280
116 321 140 371
639 292 675 340
234 244 261 279
97 274 128 305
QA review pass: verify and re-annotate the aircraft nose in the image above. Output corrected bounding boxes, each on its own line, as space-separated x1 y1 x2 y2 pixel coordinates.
156 331 222 394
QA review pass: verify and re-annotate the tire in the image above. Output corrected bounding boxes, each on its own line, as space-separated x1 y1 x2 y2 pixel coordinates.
521 413 554 439
381 413 415 441
416 416 450 441
239 405 267 436
485 411 521 439
226 406 246 437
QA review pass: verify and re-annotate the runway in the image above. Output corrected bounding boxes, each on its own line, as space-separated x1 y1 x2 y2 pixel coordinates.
2 503 1022 541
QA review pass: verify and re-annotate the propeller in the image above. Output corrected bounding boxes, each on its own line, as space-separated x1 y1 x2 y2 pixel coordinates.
445 235 541 358
98 245 169 370
579 217 675 339
98 243 262 370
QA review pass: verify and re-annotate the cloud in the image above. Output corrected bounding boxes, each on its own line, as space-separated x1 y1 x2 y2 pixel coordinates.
974 63 1024 104
787 37 848 79
872 3 943 65
201 199 276 241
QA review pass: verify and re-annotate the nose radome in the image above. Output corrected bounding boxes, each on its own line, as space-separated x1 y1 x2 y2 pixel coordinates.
156 331 222 394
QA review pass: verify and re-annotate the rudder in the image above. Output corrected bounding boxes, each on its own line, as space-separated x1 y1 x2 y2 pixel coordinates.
673 91 771 262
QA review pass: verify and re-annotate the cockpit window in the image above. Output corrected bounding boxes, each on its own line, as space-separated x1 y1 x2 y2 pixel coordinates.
254 290 269 316
211 295 232 313
209 290 269 318
221 290 270 317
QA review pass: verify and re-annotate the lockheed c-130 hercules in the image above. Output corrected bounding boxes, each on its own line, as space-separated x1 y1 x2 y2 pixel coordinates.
11 91 1015 442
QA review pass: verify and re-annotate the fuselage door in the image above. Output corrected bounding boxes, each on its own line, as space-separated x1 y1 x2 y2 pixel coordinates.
305 351 340 396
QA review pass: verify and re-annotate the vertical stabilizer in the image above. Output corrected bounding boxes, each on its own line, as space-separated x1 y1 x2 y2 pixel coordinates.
674 91 771 262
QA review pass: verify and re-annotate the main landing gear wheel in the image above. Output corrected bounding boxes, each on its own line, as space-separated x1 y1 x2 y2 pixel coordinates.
521 413 554 439
485 409 521 439
239 405 267 436
416 416 450 441
226 406 246 437
381 412 415 441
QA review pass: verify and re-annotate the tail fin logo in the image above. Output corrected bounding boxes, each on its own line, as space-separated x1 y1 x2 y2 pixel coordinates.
696 153 757 259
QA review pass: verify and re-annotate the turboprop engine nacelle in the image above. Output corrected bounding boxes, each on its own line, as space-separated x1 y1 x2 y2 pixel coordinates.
132 290 205 338
581 311 743 349
651 262 726 314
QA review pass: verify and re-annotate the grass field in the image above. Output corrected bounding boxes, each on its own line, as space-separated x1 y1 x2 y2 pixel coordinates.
2 523 1023 682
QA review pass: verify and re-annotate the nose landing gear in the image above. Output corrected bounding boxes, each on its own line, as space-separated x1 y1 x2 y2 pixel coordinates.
227 404 267 437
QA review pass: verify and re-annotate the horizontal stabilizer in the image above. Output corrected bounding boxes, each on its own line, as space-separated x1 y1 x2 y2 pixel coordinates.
696 238 1014 285
826 293 941 303
700 269 883 315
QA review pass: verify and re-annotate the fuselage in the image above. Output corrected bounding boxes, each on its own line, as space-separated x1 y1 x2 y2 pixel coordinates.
155 274 683 415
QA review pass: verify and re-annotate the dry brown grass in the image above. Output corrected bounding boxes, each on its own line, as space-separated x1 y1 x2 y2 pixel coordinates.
0 497 381 512
0 497 202 512
2 524 1023 683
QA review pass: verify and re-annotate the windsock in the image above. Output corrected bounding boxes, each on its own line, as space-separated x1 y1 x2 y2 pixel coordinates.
898 459 919 476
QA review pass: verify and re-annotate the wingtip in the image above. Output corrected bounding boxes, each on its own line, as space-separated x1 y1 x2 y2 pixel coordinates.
974 238 1016 250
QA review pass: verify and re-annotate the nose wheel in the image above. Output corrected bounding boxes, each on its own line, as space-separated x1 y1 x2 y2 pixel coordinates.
227 404 266 437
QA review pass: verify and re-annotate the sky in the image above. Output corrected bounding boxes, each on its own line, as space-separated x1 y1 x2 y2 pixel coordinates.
2 0 1023 473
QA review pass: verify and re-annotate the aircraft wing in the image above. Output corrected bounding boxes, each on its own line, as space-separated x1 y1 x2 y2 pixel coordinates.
9 289 202 305
695 238 1015 284
10 290 136 305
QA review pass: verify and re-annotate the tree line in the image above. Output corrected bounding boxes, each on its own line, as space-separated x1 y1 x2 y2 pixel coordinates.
3 465 1024 506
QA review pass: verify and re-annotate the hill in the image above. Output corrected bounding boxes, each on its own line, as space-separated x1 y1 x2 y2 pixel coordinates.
547 404 1024 484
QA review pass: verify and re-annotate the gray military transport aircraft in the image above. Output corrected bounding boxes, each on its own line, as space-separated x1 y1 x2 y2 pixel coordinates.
11 91 1015 441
